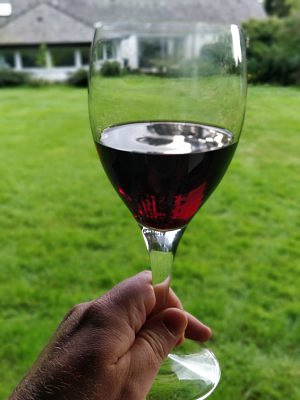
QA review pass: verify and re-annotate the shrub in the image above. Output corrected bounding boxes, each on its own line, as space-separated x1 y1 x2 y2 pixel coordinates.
100 61 122 77
243 14 300 85
36 43 48 68
27 78 52 88
68 69 88 87
0 69 28 87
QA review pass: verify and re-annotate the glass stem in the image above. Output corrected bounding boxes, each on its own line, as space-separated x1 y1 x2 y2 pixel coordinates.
140 226 186 309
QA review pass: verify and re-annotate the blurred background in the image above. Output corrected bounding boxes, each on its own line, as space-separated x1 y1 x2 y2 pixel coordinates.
0 1 299 399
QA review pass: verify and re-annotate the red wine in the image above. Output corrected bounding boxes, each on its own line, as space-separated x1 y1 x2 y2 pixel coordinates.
95 122 237 230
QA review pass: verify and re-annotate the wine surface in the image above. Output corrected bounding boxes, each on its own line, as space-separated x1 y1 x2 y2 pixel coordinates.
96 122 237 230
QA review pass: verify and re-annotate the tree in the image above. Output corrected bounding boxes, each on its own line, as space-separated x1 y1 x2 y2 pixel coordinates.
264 0 291 17
288 0 300 13
243 13 300 85
264 0 300 16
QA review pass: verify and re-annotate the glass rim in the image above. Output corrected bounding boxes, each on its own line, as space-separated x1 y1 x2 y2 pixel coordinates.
92 20 244 37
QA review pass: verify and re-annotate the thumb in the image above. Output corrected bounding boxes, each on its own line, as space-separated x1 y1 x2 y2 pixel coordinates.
129 308 188 395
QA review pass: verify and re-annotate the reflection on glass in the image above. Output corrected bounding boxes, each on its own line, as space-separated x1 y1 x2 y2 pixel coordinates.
92 22 243 78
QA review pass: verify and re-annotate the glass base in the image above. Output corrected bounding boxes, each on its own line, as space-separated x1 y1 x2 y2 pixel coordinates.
147 346 220 400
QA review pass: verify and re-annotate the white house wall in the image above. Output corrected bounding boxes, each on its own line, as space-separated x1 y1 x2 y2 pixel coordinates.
119 35 139 69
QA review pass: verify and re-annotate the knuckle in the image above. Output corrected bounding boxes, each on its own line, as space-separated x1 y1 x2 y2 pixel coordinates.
81 300 107 327
72 302 89 314
56 302 91 340
61 302 90 324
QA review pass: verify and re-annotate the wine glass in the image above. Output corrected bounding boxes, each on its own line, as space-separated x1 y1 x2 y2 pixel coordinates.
88 21 247 400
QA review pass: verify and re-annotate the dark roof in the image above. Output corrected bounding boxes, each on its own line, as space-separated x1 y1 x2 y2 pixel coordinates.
0 0 266 45
61 0 267 24
0 2 94 44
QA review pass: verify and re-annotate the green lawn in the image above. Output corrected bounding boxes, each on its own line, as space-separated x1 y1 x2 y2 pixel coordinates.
0 82 299 400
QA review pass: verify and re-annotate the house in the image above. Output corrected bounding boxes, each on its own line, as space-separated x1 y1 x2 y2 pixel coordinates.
0 0 266 81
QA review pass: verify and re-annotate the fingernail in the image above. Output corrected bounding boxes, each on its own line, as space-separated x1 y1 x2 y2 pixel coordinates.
163 310 187 336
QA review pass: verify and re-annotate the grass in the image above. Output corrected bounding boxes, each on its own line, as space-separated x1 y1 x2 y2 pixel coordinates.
0 80 299 400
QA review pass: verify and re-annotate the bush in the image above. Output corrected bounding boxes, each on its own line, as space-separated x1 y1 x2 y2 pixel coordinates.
100 61 122 77
0 69 28 87
27 78 52 88
68 69 88 87
243 14 300 85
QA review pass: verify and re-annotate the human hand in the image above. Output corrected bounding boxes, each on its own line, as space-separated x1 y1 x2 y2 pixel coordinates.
10 271 211 400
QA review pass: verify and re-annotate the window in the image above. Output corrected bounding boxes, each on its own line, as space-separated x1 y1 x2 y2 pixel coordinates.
105 41 117 59
0 3 12 17
139 38 168 68
21 47 39 68
95 40 104 60
95 40 117 61
50 46 74 67
173 38 185 59
78 46 90 65
0 48 14 68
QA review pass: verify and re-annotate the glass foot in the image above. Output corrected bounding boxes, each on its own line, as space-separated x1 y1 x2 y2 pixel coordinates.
147 347 220 400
